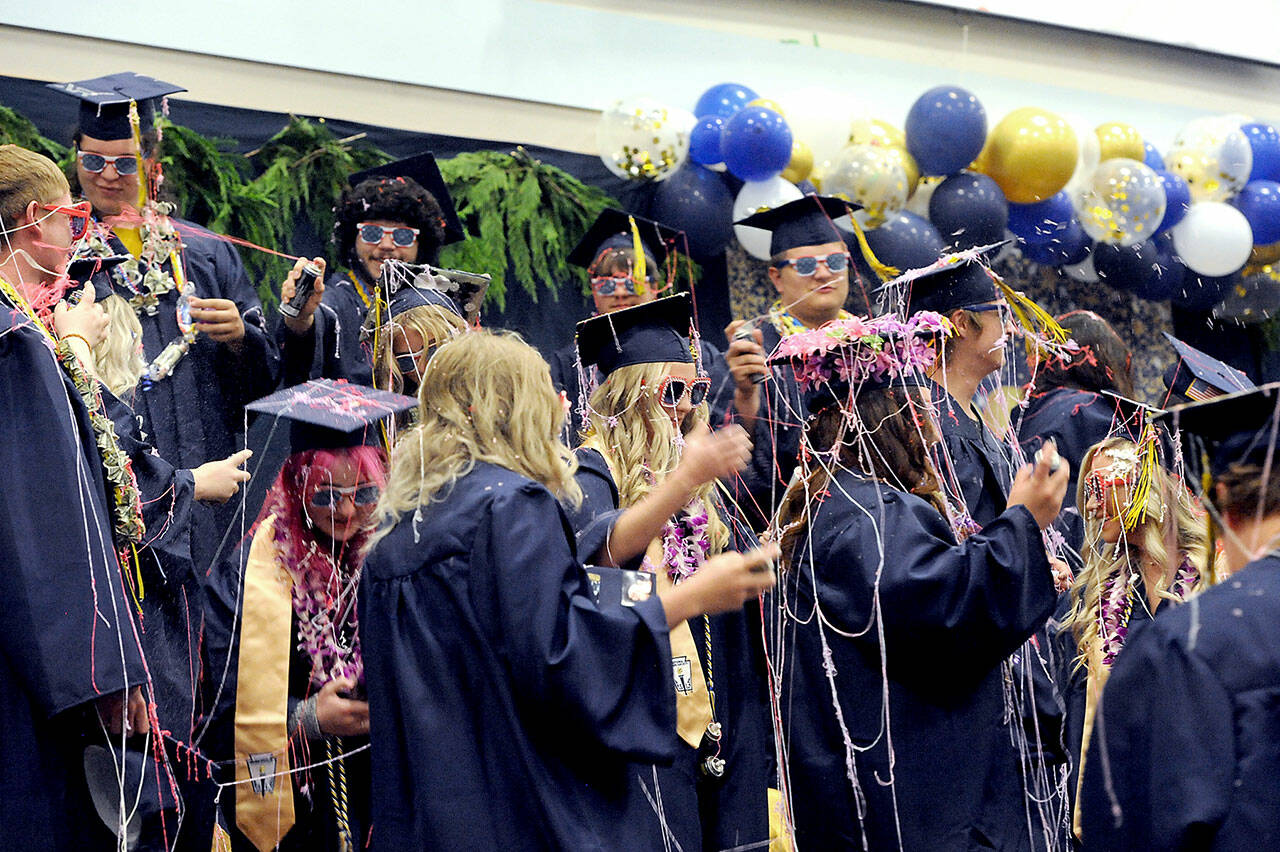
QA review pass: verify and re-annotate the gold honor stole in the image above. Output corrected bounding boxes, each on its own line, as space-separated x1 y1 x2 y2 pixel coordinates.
234 515 298 851
648 539 713 748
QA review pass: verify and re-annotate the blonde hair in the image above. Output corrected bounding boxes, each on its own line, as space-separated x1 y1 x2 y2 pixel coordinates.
94 294 147 398
580 361 730 555
0 144 69 228
371 304 467 394
372 330 580 542
1061 436 1212 671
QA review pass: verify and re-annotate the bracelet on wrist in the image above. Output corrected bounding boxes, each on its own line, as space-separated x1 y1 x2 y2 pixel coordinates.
60 332 94 351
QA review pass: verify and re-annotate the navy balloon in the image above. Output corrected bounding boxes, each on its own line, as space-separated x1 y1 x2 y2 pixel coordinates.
694 83 758 120
904 86 988 176
720 107 793 182
689 116 726 166
928 172 1008 250
1143 141 1164 172
1155 171 1191 233
1232 180 1280 244
1242 123 1280 182
1020 218 1090 266
860 211 947 274
1134 233 1186 301
1007 192 1074 244
1173 271 1234 311
651 164 735 259
1093 240 1159 292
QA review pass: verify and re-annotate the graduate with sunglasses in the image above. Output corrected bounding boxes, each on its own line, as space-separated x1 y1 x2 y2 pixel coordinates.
548 209 732 443
564 295 771 851
276 152 466 390
203 380 416 852
49 73 278 578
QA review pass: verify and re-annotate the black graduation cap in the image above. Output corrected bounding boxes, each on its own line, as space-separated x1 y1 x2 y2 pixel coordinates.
67 254 131 302
567 208 683 272
885 244 1004 316
1162 331 1255 405
348 152 465 245
733 194 858 257
1157 382 1280 478
84 744 177 845
47 73 185 141
245 379 417 453
576 294 694 378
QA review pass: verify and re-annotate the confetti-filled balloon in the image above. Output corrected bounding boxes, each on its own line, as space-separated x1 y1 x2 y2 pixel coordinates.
597 98 694 182
848 117 906 150
1164 116 1253 202
904 85 988 177
1095 122 1145 162
822 144 909 228
982 107 1079 204
1171 201 1253 277
1077 158 1167 246
732 176 804 259
694 83 758 120
721 107 793 182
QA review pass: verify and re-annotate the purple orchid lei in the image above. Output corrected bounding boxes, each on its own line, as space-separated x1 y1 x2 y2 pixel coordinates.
642 498 712 584
274 527 364 687
771 311 953 392
1098 551 1200 668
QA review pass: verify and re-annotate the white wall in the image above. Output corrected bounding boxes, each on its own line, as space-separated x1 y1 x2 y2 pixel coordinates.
3 0 1278 154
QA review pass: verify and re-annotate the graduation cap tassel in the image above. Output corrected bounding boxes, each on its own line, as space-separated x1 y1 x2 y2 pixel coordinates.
1122 426 1157 532
628 216 648 295
842 213 899 282
993 277 1070 351
128 100 149 211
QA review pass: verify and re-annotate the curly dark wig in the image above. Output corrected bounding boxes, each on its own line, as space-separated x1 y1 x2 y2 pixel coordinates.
334 176 447 272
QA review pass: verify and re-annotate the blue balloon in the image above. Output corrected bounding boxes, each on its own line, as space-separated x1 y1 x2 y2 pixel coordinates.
905 86 988 176
1232 180 1280 244
928 172 1008 250
693 83 759 120
1242 123 1280 182
1021 218 1090 266
1155 171 1191 233
720 107 793 183
1172 271 1234 311
689 116 726 166
852 212 946 285
1007 192 1074 244
1143 141 1164 172
650 164 735 260
1093 239 1159 292
1135 233 1186 301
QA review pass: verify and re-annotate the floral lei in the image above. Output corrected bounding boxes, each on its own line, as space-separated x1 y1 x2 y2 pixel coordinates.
1098 551 1200 668
0 276 145 548
644 498 712 584
772 311 953 391
273 525 364 686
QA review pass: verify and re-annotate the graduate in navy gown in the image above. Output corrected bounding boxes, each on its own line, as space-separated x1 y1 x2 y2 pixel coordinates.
204 381 415 852
1079 382 1280 849
359 330 776 850
564 296 770 851
275 152 467 389
0 144 151 849
726 195 891 529
549 209 732 443
769 310 1069 851
49 73 279 575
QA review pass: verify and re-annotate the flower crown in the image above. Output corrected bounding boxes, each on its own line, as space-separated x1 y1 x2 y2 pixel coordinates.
770 311 953 391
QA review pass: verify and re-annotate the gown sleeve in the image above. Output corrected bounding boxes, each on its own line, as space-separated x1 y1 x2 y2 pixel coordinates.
1078 623 1234 850
565 447 627 566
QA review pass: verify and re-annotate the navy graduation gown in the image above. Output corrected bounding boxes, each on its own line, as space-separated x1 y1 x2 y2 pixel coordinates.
0 312 148 850
566 448 772 851
780 469 1056 851
1079 554 1280 850
99 221 278 574
931 382 1013 528
275 270 373 388
203 527 371 852
360 462 678 851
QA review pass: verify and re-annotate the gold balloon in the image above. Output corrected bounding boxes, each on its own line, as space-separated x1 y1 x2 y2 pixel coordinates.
781 140 814 184
1095 122 1145 162
982 107 1079 204
848 118 905 150
746 98 786 117
1251 241 1280 265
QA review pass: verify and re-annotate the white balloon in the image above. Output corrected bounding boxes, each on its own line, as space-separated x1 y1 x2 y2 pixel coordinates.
1061 114 1102 202
732 177 804 260
906 176 942 218
1063 253 1099 284
1171 202 1253 277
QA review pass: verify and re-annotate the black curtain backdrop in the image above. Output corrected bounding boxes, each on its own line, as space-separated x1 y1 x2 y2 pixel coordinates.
2 73 734 356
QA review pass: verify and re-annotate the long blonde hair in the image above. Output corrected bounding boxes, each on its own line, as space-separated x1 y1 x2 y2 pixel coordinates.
372 330 580 543
580 361 730 555
371 303 467 394
93 294 147 399
1061 436 1212 671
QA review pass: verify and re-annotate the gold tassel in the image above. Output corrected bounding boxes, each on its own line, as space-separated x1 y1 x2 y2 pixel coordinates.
1201 450 1219 586
843 213 899 282
993 276 1070 354
128 100 148 210
1123 425 1157 531
628 216 648 296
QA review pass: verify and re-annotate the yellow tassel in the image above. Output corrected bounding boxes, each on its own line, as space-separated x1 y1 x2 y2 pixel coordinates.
131 543 146 603
211 823 233 852
993 276 1069 354
628 216 647 296
1123 425 1157 531
1201 451 1219 586
843 213 899 282
128 101 148 210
